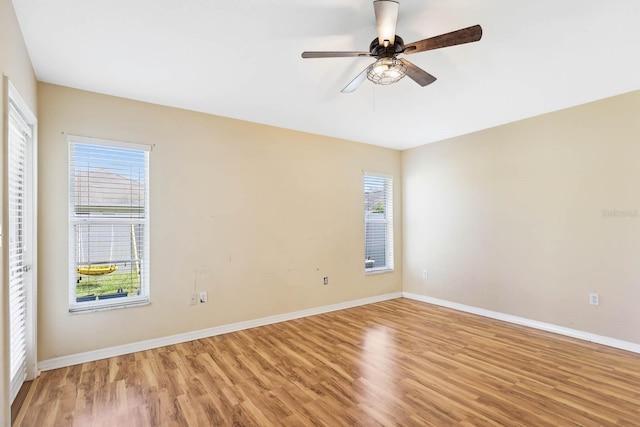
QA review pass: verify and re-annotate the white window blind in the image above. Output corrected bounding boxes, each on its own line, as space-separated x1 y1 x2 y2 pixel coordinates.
68 136 150 312
364 173 394 273
8 104 31 403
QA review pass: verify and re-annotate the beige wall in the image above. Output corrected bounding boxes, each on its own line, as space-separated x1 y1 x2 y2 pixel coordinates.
37 82 402 361
403 90 640 344
1 0 37 423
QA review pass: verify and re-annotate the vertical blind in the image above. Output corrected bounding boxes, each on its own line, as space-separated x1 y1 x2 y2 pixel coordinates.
68 136 150 310
364 173 394 271
8 104 31 403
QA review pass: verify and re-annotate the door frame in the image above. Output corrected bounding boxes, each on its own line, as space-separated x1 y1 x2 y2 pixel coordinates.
4 78 38 398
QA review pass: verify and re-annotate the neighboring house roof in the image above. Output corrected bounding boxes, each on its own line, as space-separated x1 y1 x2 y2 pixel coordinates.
74 169 144 208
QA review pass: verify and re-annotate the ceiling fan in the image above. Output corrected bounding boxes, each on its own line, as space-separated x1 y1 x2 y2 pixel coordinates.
301 0 482 93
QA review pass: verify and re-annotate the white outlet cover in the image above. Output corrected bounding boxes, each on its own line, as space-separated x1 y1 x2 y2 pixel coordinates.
422 270 428 279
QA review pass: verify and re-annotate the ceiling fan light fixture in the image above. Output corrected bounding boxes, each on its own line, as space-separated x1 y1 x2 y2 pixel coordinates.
367 57 407 85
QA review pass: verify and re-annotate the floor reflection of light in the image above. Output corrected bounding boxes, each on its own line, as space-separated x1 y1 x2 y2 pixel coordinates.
361 325 397 416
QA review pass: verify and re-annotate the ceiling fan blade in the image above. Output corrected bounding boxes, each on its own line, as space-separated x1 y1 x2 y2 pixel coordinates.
341 65 371 93
399 59 437 87
404 24 483 54
374 0 399 46
302 51 372 58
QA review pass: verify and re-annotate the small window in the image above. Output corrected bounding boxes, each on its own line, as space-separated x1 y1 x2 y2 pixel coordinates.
68 135 150 312
364 173 394 273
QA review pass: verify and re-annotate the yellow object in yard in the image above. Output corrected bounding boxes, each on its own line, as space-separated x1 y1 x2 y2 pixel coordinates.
76 265 118 275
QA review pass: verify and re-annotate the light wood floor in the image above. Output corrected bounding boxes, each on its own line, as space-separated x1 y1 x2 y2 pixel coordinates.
15 298 640 426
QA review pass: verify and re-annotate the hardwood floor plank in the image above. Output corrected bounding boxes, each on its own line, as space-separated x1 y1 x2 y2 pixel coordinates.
16 298 640 426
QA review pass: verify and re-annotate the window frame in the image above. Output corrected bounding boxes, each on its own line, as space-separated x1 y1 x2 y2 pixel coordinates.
364 172 394 275
67 135 151 313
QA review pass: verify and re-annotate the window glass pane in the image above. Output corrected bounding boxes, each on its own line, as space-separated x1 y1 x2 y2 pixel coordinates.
364 175 387 218
72 144 146 218
74 223 145 302
365 222 387 268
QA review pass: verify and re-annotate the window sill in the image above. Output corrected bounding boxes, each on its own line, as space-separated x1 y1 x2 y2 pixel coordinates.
365 268 394 276
69 297 149 314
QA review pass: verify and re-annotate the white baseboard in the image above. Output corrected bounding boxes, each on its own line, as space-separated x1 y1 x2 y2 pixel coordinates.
41 291 638 372
403 292 640 355
38 292 403 372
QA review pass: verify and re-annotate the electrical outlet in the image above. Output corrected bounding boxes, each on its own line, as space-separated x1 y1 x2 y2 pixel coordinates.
188 293 197 306
422 269 428 279
323 276 329 285
589 293 599 306
199 291 208 303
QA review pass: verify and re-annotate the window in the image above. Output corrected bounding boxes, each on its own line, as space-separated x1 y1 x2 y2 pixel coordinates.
364 173 394 273
68 135 150 312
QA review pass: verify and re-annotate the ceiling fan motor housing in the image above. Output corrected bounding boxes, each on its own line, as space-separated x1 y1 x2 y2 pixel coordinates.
369 35 405 58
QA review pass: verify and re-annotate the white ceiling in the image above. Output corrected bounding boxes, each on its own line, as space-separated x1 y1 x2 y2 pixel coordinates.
12 0 640 150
